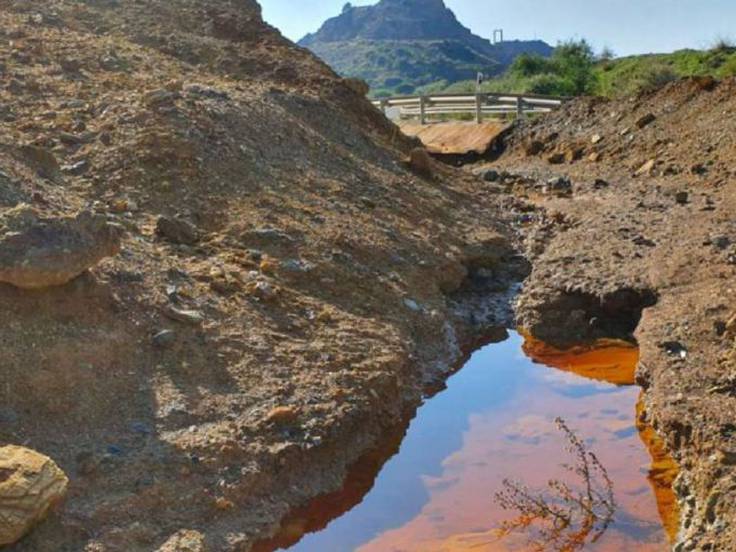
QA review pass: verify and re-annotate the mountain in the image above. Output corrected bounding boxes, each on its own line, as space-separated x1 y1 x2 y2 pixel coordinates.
299 0 553 96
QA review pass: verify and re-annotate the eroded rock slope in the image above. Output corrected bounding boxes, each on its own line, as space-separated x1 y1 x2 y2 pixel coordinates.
484 77 736 550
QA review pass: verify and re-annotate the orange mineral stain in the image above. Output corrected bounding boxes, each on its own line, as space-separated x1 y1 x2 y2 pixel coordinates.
637 398 682 543
521 332 639 385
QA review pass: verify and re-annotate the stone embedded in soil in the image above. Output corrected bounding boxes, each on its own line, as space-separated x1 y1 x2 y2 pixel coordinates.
408 147 433 177
0 446 69 546
0 205 123 289
544 176 573 196
163 306 204 325
17 146 61 180
61 160 90 176
546 152 565 165
156 216 200 245
343 77 370 96
636 113 657 129
152 329 177 348
725 313 736 335
636 159 656 176
524 140 545 156
267 406 299 425
144 88 179 107
481 169 501 182
157 530 207 552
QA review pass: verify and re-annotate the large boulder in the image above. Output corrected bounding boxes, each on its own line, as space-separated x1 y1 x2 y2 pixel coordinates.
0 446 69 546
0 205 123 289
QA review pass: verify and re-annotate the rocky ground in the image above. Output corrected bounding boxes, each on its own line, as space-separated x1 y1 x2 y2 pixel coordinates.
2 1 735 551
475 76 736 551
0 1 525 550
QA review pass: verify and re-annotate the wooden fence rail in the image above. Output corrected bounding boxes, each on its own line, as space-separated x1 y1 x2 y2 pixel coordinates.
372 92 566 124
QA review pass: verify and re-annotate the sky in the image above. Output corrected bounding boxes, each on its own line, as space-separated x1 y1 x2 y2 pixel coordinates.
260 0 736 56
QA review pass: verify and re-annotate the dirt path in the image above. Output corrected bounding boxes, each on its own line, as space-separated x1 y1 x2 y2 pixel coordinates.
400 121 508 156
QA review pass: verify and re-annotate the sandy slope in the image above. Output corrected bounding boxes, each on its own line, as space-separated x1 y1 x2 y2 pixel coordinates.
0 1 523 550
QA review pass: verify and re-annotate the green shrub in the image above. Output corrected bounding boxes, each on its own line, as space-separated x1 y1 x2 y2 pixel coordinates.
552 39 597 95
509 53 555 78
719 56 736 77
628 63 678 94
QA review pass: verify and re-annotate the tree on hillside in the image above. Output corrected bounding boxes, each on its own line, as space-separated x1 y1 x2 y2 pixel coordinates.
598 46 616 62
552 39 597 95
502 39 598 96
509 53 556 77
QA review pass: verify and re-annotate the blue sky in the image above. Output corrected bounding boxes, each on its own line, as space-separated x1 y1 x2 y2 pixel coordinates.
260 0 735 56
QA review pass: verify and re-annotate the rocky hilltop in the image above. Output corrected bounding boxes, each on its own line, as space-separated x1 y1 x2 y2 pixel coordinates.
298 0 552 95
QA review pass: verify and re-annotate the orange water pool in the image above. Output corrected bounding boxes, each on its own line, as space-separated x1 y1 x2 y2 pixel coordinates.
261 331 678 552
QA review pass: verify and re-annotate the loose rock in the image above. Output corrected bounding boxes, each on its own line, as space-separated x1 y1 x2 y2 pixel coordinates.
524 140 544 156
156 216 200 245
152 329 176 348
0 205 123 289
482 169 500 182
267 406 299 425
163 306 204 325
408 147 433 177
546 152 565 165
0 446 69 546
635 159 656 176
157 530 207 552
636 113 656 129
544 176 573 196
18 145 60 180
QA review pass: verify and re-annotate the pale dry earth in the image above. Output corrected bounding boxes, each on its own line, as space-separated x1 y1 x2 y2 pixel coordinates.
0 1 521 550
400 120 508 156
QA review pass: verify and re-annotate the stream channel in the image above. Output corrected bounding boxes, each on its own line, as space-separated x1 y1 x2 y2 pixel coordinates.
259 330 679 552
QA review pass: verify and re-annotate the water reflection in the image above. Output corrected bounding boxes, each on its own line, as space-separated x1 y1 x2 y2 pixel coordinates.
260 331 677 552
494 417 616 552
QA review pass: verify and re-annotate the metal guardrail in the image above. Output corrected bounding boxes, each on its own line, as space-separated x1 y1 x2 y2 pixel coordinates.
372 92 566 124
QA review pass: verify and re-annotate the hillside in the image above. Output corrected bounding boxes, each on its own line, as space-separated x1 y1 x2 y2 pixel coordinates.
596 45 736 96
482 76 736 551
298 0 552 96
433 42 736 97
0 0 518 550
3 0 736 550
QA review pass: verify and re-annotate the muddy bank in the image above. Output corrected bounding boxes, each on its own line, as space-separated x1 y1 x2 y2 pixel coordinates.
477 77 736 551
